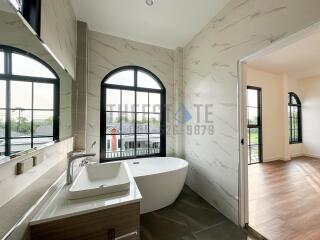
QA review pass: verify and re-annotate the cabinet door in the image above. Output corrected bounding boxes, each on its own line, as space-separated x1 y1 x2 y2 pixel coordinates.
31 203 140 240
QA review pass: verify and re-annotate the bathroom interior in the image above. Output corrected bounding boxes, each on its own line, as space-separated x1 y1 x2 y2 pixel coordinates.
0 0 320 240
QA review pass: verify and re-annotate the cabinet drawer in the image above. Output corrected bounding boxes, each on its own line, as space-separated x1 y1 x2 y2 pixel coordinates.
30 202 140 240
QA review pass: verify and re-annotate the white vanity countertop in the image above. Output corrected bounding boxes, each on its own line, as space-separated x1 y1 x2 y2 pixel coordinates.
30 163 142 225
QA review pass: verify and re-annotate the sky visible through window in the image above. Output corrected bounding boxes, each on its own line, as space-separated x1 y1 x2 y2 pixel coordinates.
104 68 163 159
0 49 57 155
12 53 56 78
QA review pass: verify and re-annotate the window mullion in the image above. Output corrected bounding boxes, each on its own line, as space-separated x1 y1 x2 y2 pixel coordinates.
120 90 122 158
134 69 137 158
1 47 59 156
102 67 165 161
148 92 150 155
4 51 11 156
31 82 34 148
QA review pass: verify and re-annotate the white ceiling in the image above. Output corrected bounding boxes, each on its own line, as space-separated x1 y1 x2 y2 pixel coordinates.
248 31 320 80
71 0 230 49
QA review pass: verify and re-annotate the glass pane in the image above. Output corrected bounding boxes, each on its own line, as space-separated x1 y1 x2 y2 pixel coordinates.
33 111 53 136
137 113 148 133
136 134 148 156
11 81 32 109
122 112 135 134
149 134 160 154
33 137 53 148
34 83 54 109
10 110 31 137
0 110 5 138
12 53 56 78
0 80 5 108
121 135 135 158
249 145 260 164
292 107 298 118
149 93 161 113
137 71 161 89
247 89 258 107
0 139 4 156
106 135 121 158
249 128 259 145
122 90 135 112
106 70 134 86
149 114 160 133
0 51 4 74
106 112 120 134
291 95 298 105
247 107 258 125
11 138 31 154
137 92 148 112
106 89 120 111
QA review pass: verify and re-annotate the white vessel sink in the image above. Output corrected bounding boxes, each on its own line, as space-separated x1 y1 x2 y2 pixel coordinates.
68 162 130 200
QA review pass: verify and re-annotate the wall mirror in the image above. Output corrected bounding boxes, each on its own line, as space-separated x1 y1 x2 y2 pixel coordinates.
0 0 73 161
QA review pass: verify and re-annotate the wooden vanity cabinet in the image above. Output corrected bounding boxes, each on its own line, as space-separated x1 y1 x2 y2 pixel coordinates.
30 202 140 240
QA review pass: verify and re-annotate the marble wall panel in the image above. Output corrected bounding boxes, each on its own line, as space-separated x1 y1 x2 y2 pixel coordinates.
41 0 77 79
183 0 320 223
87 31 176 159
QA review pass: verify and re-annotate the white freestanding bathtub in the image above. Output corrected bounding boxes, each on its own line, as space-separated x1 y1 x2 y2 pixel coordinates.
125 157 188 214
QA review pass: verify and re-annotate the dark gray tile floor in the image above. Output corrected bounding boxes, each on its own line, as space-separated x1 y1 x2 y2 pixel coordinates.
141 186 256 240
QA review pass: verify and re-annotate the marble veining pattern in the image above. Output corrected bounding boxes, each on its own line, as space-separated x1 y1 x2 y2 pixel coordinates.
0 10 73 139
87 31 176 159
41 0 77 79
183 0 320 223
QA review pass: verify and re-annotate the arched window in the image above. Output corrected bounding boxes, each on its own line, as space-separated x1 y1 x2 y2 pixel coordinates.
288 92 302 144
100 66 166 161
0 46 59 156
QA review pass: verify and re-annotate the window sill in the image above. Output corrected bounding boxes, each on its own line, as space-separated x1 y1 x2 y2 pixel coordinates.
0 137 72 167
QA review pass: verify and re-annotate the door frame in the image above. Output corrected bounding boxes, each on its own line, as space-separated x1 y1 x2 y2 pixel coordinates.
238 21 320 228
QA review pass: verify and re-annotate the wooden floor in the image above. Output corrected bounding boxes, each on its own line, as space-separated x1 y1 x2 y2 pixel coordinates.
249 157 320 240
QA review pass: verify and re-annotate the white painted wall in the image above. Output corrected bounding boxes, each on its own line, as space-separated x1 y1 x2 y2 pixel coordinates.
246 67 308 161
246 67 285 161
300 76 320 158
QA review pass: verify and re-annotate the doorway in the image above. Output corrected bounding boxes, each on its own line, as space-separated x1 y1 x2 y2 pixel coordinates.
239 22 320 239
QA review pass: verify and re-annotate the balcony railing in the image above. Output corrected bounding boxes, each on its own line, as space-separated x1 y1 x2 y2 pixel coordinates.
106 148 160 159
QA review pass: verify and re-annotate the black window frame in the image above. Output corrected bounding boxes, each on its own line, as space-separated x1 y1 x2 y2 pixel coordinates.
247 86 263 165
288 92 302 144
100 66 166 162
0 45 59 156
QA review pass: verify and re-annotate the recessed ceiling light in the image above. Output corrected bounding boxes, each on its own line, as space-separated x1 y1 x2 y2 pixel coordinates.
145 0 155 6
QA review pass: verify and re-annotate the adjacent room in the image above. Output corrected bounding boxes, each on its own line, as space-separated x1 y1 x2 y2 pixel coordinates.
1 0 320 239
245 30 320 239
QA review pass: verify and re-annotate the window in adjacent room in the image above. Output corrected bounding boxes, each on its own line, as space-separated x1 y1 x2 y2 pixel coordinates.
288 92 302 144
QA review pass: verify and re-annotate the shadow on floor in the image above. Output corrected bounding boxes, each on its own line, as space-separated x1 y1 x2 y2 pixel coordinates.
141 185 255 240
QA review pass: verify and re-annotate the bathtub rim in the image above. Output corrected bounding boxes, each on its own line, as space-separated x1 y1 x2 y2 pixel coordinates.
122 157 189 178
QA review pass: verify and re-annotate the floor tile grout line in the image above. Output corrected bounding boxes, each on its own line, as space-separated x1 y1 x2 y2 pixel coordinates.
192 220 228 235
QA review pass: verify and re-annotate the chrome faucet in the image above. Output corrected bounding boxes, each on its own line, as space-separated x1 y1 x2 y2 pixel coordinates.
66 152 96 185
